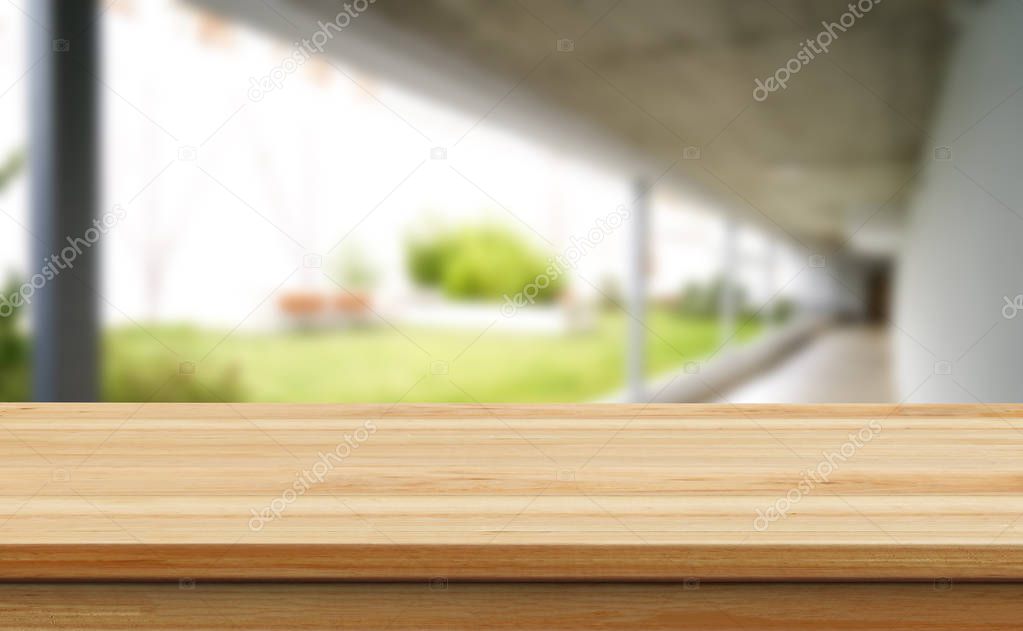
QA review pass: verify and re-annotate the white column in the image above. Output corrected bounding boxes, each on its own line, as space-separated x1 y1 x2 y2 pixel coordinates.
764 238 778 327
719 216 738 345
626 180 649 403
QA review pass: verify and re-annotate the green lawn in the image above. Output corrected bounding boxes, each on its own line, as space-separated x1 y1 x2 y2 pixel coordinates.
103 309 761 403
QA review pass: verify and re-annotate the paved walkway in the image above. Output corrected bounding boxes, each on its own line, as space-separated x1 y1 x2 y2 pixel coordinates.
721 327 895 403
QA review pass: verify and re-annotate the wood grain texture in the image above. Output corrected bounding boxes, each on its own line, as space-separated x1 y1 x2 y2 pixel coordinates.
1 403 1022 580
0 583 1021 630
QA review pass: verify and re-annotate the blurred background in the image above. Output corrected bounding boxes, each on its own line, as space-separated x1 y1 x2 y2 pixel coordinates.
1 0 1020 404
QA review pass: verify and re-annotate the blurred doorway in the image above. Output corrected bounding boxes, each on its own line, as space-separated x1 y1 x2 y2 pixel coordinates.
866 264 891 325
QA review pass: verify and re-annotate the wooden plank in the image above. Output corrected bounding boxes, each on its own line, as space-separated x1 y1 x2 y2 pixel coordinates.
0 583 1021 630
1 403 1022 580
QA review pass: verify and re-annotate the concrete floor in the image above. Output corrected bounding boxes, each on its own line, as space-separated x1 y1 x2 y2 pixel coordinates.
721 327 895 403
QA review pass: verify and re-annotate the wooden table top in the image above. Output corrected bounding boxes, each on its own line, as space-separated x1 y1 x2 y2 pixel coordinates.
1 403 1022 580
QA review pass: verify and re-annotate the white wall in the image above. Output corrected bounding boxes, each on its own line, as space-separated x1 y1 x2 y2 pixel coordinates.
895 0 1023 402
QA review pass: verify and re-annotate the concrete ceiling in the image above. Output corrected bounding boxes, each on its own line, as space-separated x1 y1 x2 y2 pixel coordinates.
197 0 956 249
362 0 954 248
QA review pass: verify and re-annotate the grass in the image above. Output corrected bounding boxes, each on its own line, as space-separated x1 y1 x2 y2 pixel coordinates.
103 309 762 403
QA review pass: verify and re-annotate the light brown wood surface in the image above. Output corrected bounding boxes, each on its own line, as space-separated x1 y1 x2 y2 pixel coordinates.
0 583 1021 630
2 403 1022 580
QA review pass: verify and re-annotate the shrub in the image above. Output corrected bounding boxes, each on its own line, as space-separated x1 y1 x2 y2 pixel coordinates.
407 231 452 288
0 277 30 401
103 326 246 402
676 276 797 323
407 223 562 302
332 243 380 291
770 297 795 323
676 276 749 318
103 358 244 402
0 149 24 191
0 153 29 400
596 274 624 311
